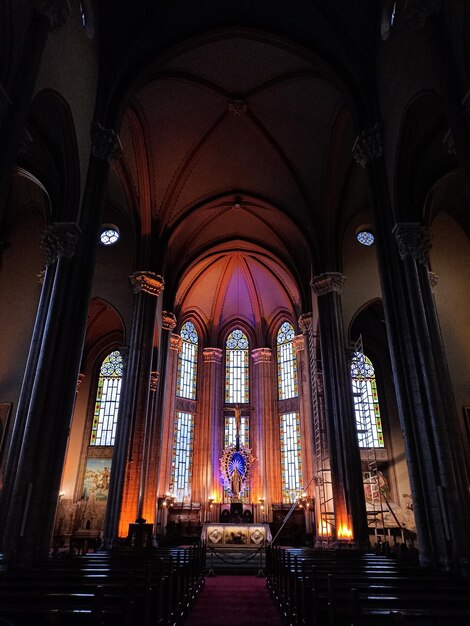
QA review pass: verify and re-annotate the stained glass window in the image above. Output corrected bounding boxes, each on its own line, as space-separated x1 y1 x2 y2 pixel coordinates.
225 329 249 403
176 321 198 399
170 411 194 501
224 415 250 448
90 350 123 446
351 352 384 448
277 321 298 400
280 412 302 503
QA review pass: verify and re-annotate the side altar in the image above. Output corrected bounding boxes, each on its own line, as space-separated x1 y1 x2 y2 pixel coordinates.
202 523 272 548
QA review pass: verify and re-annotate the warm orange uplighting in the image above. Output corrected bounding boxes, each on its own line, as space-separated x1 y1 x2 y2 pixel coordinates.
318 520 332 536
337 525 353 540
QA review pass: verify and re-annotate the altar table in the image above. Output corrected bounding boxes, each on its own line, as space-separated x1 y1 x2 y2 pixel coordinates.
202 523 272 547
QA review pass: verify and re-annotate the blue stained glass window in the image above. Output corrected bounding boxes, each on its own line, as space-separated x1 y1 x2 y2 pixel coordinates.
90 350 123 446
280 412 302 503
277 321 298 400
177 321 198 399
171 411 194 501
351 352 384 448
225 329 249 403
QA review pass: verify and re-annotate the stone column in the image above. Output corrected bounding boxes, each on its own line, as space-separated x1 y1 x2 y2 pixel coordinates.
192 348 223 515
293 334 315 501
311 273 368 545
141 311 177 526
251 348 280 516
0 1 70 231
0 123 121 565
156 333 182 500
116 272 163 537
353 124 470 569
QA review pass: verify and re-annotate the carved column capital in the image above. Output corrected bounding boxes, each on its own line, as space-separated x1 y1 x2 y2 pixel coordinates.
393 223 431 264
202 347 223 364
293 334 305 352
130 271 165 296
41 222 80 266
404 0 441 28
150 371 160 392
90 123 122 162
251 347 272 364
311 272 346 296
162 311 177 331
34 0 71 30
428 271 439 288
352 123 383 167
298 313 313 334
169 334 182 351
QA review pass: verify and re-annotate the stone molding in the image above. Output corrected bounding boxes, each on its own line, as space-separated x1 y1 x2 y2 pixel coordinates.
170 334 183 351
130 271 165 296
429 271 439 288
298 313 313 334
293 334 305 352
41 222 81 266
404 0 441 28
90 123 122 162
150 371 160 392
393 223 431 264
34 0 71 30
227 99 247 116
162 311 177 331
311 272 346 296
202 347 223 364
251 347 272 364
352 124 382 167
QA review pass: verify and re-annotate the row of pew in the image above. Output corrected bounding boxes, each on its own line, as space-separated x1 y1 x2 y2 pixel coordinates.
266 545 470 625
0 545 205 626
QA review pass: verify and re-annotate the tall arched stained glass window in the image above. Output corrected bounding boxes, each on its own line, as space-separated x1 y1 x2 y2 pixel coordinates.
351 351 384 448
225 329 249 403
90 350 123 446
277 321 298 400
171 411 194 502
280 412 302 503
177 321 198 399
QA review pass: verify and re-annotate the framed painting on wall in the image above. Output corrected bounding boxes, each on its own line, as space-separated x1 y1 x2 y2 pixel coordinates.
0 403 12 458
82 458 112 501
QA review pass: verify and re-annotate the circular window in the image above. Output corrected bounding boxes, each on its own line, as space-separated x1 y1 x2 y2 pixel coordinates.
356 229 375 246
100 226 120 246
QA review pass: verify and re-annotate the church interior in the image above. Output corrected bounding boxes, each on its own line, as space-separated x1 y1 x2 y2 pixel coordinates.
0 0 470 624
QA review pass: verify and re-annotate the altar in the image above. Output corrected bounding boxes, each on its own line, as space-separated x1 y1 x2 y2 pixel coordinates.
202 523 272 548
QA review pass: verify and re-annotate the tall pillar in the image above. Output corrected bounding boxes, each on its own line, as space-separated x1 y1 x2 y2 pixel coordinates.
156 333 182 500
311 273 368 545
116 272 164 537
251 348 280 515
353 124 470 569
293 334 315 501
142 311 177 526
192 348 223 515
0 123 121 565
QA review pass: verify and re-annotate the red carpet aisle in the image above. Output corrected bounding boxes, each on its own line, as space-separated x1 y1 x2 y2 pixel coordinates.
185 575 284 626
